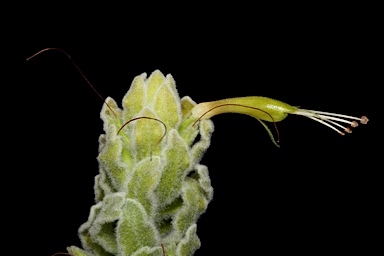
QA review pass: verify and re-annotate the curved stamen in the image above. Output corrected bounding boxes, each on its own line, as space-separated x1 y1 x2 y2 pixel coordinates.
26 48 117 117
161 244 166 256
192 103 280 144
117 117 167 159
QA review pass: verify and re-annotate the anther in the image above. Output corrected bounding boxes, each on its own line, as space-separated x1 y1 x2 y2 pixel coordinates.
361 116 369 124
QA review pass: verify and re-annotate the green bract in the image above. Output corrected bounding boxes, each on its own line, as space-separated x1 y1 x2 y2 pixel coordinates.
67 70 214 256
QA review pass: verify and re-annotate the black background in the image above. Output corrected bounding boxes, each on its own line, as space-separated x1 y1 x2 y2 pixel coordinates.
6 3 380 255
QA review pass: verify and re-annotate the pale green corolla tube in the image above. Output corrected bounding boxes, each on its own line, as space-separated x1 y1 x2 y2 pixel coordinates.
192 96 368 147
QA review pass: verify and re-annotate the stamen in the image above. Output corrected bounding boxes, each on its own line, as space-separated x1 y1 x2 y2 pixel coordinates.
299 109 365 122
307 116 345 135
323 118 350 131
315 114 359 126
292 109 368 136
117 116 167 161
161 244 166 256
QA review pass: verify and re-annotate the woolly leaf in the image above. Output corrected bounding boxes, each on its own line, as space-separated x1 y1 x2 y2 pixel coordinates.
117 199 159 256
154 83 181 129
122 73 147 121
176 224 200 256
154 129 191 206
127 157 161 216
132 108 165 161
147 70 166 105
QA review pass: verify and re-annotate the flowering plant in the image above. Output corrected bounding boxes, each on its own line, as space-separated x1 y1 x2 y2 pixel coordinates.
27 50 368 256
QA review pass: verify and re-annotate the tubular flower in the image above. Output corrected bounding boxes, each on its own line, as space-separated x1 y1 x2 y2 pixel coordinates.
192 96 368 147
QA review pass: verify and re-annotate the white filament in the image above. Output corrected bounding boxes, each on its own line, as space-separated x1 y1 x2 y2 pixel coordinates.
293 108 367 135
